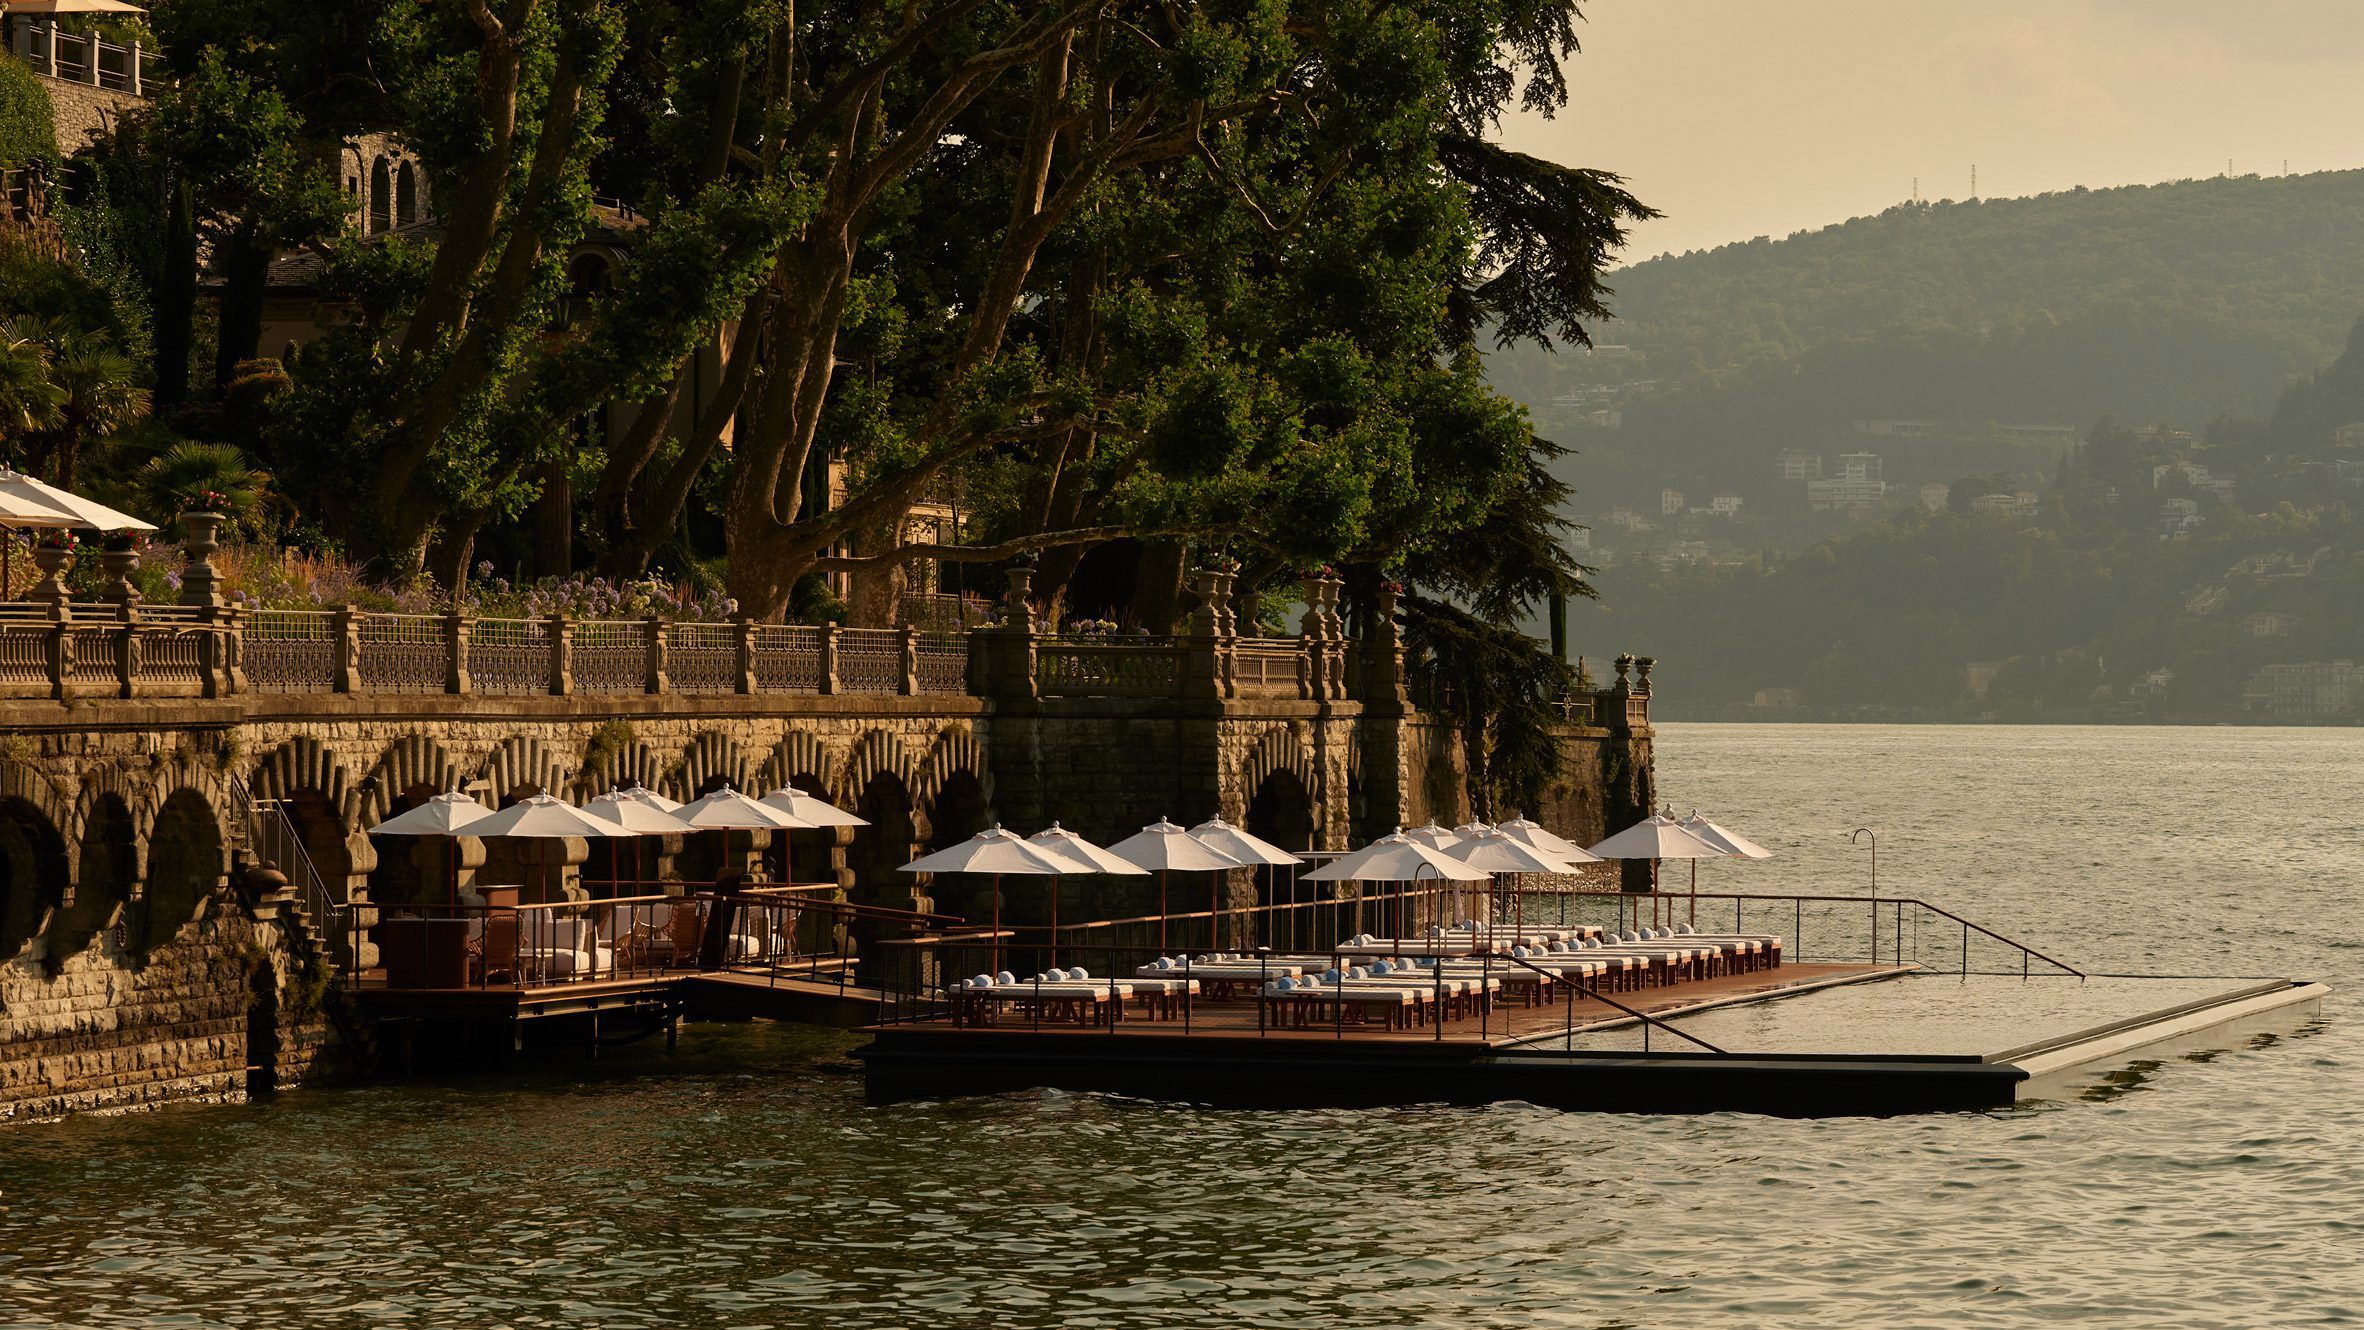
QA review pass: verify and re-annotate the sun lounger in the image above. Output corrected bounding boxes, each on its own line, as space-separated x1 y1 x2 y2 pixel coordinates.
951 973 1135 1026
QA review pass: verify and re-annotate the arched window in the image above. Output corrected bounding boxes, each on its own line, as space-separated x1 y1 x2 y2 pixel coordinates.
395 160 419 226
368 157 392 234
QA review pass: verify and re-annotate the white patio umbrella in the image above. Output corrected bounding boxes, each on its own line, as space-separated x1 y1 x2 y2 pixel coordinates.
1446 828 1582 942
760 785 869 828
1677 811 1773 860
675 784 810 896
0 467 155 596
0 468 155 532
1495 815 1596 863
616 783 683 813
585 790 695 893
1402 820 1463 850
1188 815 1301 948
465 793 636 912
1674 810 1772 924
1303 830 1488 942
901 825 1069 972
1108 817 1244 951
1586 813 1725 928
368 790 492 904
1026 823 1148 964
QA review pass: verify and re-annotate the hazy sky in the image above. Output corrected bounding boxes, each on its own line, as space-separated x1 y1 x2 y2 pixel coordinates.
1500 0 2364 262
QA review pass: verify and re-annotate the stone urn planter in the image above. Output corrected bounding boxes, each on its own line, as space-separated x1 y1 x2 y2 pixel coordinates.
27 542 74 606
178 511 226 608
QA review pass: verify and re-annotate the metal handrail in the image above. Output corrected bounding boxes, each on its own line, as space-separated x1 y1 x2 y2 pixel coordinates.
1491 949 1729 1054
1522 886 2084 979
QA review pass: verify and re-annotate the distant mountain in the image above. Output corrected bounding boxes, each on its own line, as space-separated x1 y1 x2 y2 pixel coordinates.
1490 170 2364 509
1579 322 2364 724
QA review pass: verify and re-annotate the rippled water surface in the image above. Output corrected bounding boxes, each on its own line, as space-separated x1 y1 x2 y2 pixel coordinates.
2 724 2356 1329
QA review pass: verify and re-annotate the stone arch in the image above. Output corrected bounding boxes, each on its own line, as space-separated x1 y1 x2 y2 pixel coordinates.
848 767 919 909
579 736 662 799
394 159 419 226
143 788 227 954
758 731 838 798
915 724 987 809
0 793 70 965
477 734 569 807
673 730 758 800
368 155 391 233
757 731 844 888
841 729 917 807
247 735 371 904
49 789 134 965
1238 726 1317 824
0 757 76 875
360 734 463 827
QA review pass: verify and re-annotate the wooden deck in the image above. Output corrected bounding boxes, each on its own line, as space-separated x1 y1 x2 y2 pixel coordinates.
870 962 1909 1049
350 955 861 1020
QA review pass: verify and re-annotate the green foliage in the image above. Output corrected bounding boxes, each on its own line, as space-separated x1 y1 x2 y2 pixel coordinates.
1600 331 2364 719
1493 172 2364 506
1402 593 1575 817
134 440 276 535
0 57 56 169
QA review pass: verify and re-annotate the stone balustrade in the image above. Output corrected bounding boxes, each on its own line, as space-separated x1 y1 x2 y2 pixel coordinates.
0 524 1648 725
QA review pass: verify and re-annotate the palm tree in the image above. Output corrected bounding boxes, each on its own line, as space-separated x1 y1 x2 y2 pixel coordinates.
135 441 276 536
0 317 63 466
40 335 148 489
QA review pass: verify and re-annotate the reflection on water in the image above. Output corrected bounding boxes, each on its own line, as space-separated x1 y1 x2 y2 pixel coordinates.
0 723 2357 1330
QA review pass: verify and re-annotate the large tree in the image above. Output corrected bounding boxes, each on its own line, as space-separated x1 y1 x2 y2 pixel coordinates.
144 1 1646 622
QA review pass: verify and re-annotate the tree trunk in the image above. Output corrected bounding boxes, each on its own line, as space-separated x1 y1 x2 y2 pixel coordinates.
211 220 274 389
532 456 573 577
1131 539 1187 633
844 512 907 628
153 178 196 408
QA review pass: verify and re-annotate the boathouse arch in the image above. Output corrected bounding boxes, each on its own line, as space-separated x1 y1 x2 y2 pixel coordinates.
0 795 69 964
53 791 136 962
141 788 227 953
248 737 372 904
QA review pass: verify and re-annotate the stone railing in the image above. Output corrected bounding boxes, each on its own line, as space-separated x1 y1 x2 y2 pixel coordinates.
0 521 1649 723
14 22 164 95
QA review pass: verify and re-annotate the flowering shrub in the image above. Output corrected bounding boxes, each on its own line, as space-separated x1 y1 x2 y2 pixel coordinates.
1066 617 1119 635
201 542 740 621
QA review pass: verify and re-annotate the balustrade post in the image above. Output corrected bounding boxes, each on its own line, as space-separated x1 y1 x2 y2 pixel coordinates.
645 615 671 694
176 512 226 609
444 610 473 695
331 604 360 693
114 600 136 699
547 612 574 696
993 564 1039 703
44 600 69 701
1182 565 1224 702
817 624 841 695
733 616 758 694
897 625 918 695
1357 579 1410 713
1297 571 1327 700
82 30 100 85
125 39 141 96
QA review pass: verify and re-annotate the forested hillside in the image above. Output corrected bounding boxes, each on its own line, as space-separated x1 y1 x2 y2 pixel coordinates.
1588 321 2364 722
1491 170 2364 508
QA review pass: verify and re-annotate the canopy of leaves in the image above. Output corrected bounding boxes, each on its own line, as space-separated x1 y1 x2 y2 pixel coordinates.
0 56 57 170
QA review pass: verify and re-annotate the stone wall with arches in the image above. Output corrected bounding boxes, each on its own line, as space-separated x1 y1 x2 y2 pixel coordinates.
0 685 1649 1119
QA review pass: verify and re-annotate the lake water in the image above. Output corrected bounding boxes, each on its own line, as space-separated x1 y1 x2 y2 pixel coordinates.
1 724 2355 1329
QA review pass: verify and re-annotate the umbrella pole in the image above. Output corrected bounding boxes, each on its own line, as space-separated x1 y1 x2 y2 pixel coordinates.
1689 858 1698 925
1159 870 1169 953
1210 874 1220 953
1049 876 1060 968
991 873 1003 976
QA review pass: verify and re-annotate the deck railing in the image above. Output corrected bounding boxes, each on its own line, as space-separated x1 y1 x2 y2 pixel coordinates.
14 22 165 95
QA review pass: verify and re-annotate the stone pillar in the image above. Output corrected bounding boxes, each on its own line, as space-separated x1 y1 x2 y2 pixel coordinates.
82 30 101 86
26 542 72 609
125 39 141 97
992 564 1039 703
113 598 137 698
99 543 140 608
331 603 361 692
733 616 757 694
443 609 473 694
42 600 68 701
547 612 574 695
644 614 669 693
897 624 919 695
817 623 841 695
1181 565 1224 702
1358 581 1410 712
176 512 226 609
